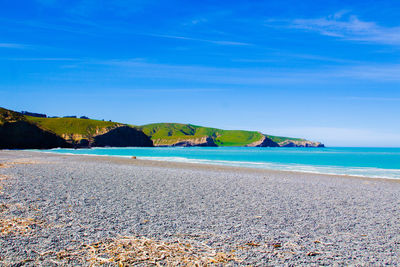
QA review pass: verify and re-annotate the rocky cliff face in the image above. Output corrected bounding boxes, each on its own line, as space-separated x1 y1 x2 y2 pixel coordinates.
0 107 153 149
246 134 324 148
245 135 279 147
0 107 325 149
154 136 217 147
0 121 71 149
93 126 153 147
152 134 324 148
278 140 324 147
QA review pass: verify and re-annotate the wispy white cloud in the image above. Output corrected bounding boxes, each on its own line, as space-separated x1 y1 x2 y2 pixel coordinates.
333 64 400 81
7 56 400 85
233 53 361 64
90 59 400 84
268 11 400 46
0 43 29 49
183 17 209 26
35 0 151 17
112 88 226 93
4 57 79 61
146 33 251 46
11 56 400 85
3 17 250 47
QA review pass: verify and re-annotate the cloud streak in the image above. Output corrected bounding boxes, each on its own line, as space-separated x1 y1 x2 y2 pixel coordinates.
136 33 251 46
38 58 400 86
95 59 400 83
268 11 400 46
4 18 250 47
0 43 29 49
4 57 79 61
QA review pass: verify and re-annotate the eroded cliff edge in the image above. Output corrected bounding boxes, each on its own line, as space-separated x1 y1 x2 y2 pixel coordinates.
141 123 324 147
0 108 71 149
0 107 324 149
0 108 153 149
154 136 217 147
93 126 153 147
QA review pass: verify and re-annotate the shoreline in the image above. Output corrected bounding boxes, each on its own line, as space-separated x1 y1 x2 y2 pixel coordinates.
28 149 400 183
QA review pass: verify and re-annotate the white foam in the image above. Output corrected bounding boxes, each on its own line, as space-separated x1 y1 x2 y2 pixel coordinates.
139 156 400 179
33 149 400 180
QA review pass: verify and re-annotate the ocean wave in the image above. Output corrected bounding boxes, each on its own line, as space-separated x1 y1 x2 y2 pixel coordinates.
139 156 400 179
34 147 400 180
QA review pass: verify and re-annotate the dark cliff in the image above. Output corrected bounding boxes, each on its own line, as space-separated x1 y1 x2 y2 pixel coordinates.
0 121 71 149
170 136 217 147
257 136 280 147
93 126 153 147
0 107 153 149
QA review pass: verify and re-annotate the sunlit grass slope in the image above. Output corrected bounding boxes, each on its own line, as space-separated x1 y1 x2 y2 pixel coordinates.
25 116 124 137
139 123 264 146
265 135 306 143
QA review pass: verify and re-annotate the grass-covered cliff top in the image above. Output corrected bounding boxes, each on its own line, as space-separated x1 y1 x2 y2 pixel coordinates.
265 135 306 143
25 116 124 137
0 107 25 125
139 123 264 146
1 107 320 147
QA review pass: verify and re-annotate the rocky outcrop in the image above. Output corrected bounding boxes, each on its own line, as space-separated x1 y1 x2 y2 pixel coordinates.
246 135 279 147
0 107 326 149
154 136 217 147
0 121 71 149
246 133 324 148
93 126 153 147
61 125 124 144
278 140 324 147
0 107 153 149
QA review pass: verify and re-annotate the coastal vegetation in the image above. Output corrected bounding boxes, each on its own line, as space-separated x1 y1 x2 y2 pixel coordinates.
139 123 264 146
139 123 323 147
265 135 305 143
26 116 122 137
0 108 71 149
0 107 323 148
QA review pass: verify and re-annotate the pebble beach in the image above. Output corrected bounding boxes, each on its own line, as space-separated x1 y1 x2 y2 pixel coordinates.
0 150 399 265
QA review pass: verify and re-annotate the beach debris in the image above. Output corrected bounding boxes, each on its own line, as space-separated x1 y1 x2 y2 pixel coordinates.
0 177 45 236
0 174 10 181
49 236 241 265
306 251 320 256
264 242 282 248
131 156 137 159
0 217 44 236
313 240 333 246
0 175 12 194
245 241 261 247
0 203 8 213
273 243 282 248
0 159 48 169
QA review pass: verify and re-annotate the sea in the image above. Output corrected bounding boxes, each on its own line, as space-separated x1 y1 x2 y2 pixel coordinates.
41 147 400 179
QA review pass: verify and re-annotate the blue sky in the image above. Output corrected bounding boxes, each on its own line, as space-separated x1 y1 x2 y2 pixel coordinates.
1 0 400 146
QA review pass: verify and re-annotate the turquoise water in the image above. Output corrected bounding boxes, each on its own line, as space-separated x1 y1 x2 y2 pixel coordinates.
41 147 400 179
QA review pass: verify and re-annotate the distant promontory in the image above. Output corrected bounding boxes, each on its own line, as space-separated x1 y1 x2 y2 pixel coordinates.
0 107 324 149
